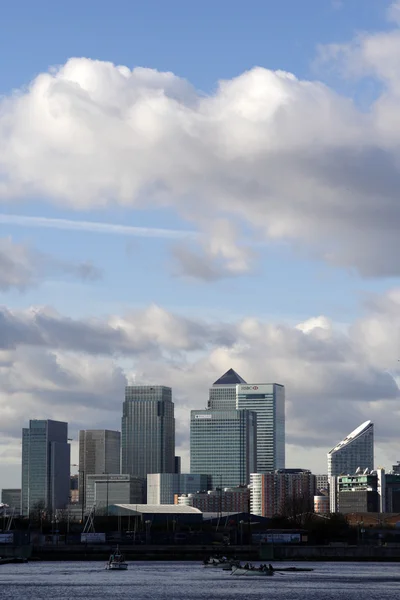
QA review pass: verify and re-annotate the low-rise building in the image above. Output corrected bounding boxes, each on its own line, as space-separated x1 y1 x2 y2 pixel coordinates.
314 494 330 514
315 474 329 493
1 489 21 512
337 473 379 514
176 485 250 513
86 474 145 511
147 473 210 504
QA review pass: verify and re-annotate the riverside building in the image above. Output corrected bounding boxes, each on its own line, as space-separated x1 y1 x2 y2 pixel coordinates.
327 421 374 512
177 485 250 513
147 473 211 504
250 469 315 518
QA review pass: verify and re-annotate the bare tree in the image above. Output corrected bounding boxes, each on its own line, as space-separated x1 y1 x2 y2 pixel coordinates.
278 493 313 527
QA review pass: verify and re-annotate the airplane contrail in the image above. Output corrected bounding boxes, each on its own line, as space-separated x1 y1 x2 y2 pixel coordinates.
0 213 198 240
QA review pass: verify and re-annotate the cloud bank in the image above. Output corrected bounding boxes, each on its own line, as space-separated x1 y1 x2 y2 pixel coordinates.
1 44 400 276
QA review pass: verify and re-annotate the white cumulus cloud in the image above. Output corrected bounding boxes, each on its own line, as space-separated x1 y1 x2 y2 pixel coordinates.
1 49 400 276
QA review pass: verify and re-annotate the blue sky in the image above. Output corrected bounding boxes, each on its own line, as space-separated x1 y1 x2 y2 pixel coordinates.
0 0 397 324
0 0 389 93
2 0 400 483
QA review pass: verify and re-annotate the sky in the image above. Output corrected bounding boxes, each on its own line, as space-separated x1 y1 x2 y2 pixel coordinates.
1 0 400 486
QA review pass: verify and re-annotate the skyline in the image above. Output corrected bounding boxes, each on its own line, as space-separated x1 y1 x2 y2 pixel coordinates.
2 0 400 486
4 379 393 490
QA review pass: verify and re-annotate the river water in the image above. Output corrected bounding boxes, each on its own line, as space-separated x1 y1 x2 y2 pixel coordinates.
0 561 400 599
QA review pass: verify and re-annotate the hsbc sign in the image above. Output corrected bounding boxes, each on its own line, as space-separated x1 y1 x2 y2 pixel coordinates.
238 384 273 393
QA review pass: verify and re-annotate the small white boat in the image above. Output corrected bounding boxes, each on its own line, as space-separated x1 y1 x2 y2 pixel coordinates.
105 546 128 570
231 565 274 577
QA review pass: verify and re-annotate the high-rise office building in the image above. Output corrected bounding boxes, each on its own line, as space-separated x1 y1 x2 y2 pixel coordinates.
21 420 70 516
327 420 374 512
236 383 285 471
209 370 285 471
78 430 121 507
122 386 175 479
190 409 257 489
208 369 247 410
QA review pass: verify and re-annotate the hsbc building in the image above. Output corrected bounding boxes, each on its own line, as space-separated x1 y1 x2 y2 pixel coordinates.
236 383 285 472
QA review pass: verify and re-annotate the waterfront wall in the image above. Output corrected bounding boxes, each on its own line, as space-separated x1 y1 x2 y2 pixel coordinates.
262 544 400 561
4 543 400 562
0 545 32 558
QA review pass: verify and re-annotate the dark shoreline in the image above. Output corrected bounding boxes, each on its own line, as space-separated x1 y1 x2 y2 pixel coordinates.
3 544 400 563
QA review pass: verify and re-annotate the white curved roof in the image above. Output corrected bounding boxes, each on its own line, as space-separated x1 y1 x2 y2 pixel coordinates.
111 504 202 514
328 420 373 455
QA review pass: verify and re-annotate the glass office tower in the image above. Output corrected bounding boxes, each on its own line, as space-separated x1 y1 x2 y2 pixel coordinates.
21 420 70 516
122 386 175 479
190 409 257 489
208 368 247 410
236 383 285 471
78 430 121 508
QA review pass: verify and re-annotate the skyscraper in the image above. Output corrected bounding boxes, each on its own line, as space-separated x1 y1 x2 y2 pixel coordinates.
78 430 121 507
122 385 175 479
21 420 70 516
327 420 374 512
236 383 285 471
208 368 247 410
190 409 257 489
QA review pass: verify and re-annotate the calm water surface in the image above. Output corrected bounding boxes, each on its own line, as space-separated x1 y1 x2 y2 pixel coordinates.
1 561 400 600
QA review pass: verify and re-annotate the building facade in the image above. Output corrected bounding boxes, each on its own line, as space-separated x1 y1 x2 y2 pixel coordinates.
177 485 250 513
384 472 400 513
85 474 145 510
314 494 330 514
250 470 315 518
236 383 285 471
78 430 121 507
1 489 21 512
315 474 329 492
208 369 247 410
21 420 70 516
147 473 211 504
327 421 374 512
337 473 379 514
122 386 175 479
190 409 257 489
